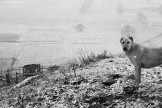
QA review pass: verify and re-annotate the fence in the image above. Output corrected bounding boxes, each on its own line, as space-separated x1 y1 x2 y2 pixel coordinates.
0 65 47 88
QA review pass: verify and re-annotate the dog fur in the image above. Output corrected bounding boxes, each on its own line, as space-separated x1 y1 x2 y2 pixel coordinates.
120 27 162 86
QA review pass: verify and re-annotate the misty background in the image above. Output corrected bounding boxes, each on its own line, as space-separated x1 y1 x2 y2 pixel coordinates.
0 0 162 70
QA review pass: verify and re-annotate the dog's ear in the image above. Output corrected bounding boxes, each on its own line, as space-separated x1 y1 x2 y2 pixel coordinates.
120 37 123 42
129 36 133 41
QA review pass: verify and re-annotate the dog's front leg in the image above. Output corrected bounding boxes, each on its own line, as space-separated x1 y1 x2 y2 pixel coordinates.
134 66 141 87
130 57 141 87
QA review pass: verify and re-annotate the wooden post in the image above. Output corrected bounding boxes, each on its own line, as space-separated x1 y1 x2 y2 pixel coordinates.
41 65 43 74
19 66 22 80
0 70 2 81
19 66 22 77
15 72 18 84
19 66 21 74
6 68 11 85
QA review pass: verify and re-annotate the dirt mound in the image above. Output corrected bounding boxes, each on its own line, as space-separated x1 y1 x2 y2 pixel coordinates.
0 57 162 108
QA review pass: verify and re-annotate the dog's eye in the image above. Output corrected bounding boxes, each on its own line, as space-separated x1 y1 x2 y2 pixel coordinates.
127 42 130 44
122 42 124 44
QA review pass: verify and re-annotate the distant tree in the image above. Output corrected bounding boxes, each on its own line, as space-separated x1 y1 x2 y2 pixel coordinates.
79 0 94 16
10 57 17 70
75 24 85 32
137 11 147 22
121 25 136 36
117 0 124 14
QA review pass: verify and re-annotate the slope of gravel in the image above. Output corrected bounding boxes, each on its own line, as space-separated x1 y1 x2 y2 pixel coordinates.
0 57 162 108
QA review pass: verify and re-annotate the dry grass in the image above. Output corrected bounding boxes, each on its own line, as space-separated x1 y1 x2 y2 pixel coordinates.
78 49 113 67
55 50 113 79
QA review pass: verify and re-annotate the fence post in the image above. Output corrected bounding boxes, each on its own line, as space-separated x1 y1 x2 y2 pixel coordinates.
15 72 18 84
41 65 43 74
19 66 22 79
0 70 2 81
6 68 10 85
19 67 20 74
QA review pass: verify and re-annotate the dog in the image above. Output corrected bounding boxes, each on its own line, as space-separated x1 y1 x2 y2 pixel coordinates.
120 26 162 87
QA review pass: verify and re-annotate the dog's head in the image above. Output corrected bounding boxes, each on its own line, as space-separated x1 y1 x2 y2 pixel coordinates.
120 36 133 52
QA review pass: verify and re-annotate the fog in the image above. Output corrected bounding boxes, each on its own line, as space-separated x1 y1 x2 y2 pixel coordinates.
0 0 162 70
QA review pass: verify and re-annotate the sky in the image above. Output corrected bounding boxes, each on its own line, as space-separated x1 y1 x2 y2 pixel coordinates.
0 0 162 70
0 0 153 24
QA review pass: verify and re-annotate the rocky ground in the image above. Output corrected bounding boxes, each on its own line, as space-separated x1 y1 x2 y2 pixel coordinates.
0 57 162 108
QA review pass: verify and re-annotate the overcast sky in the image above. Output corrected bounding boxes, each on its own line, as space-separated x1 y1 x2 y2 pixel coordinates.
0 0 161 24
0 0 162 69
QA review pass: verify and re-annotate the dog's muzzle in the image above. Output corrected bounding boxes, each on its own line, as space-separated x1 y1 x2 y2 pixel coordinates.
123 47 127 51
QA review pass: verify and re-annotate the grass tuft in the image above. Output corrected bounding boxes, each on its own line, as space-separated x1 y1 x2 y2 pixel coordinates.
78 49 113 67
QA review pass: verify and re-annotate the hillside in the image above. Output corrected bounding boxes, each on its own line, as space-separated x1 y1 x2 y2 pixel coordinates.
0 57 162 108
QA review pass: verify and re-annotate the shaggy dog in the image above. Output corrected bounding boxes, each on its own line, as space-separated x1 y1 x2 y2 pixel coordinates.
120 25 162 86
